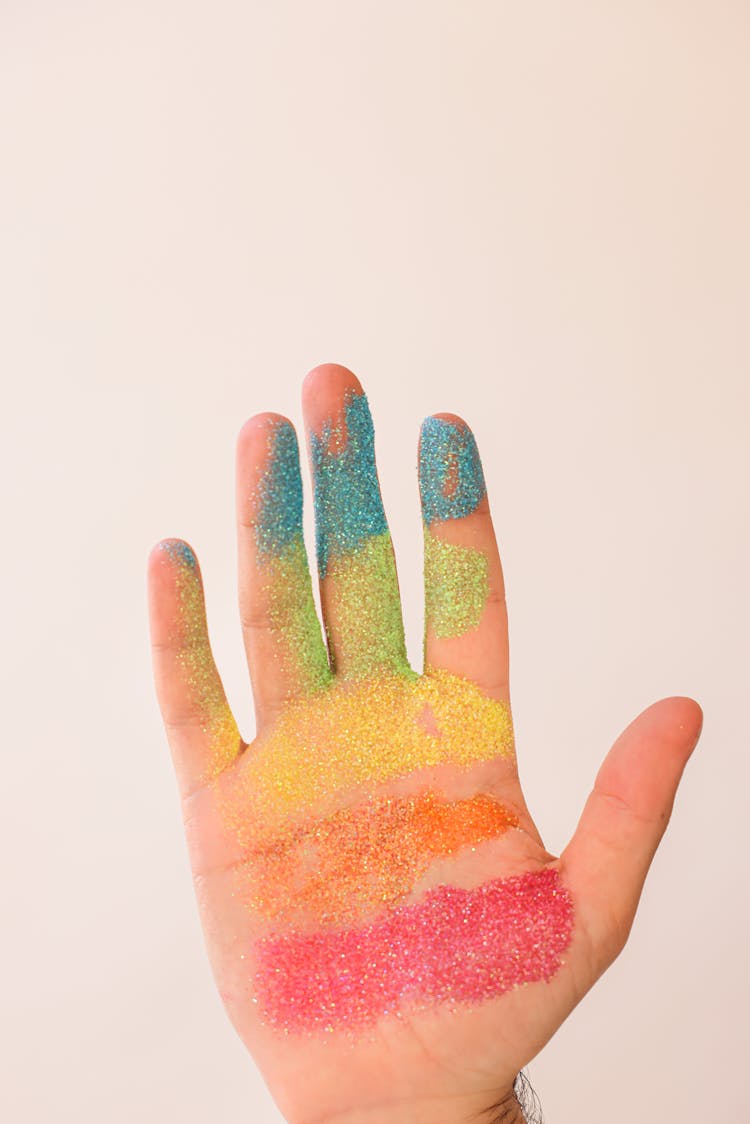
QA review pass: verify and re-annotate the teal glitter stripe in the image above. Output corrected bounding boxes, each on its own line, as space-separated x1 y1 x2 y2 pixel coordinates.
419 416 486 524
255 421 304 557
311 390 388 577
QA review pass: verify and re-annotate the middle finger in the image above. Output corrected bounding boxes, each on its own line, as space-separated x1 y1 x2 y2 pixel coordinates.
301 364 412 681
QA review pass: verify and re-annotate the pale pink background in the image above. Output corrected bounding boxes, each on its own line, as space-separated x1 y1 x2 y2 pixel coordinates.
2 3 748 1121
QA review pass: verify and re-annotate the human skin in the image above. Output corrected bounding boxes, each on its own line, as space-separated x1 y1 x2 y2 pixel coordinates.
147 363 703 1124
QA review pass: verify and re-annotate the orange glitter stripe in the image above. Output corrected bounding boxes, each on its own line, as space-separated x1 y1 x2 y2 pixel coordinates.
240 790 519 929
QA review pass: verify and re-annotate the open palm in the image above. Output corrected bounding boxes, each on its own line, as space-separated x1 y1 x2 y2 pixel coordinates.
148 364 702 1124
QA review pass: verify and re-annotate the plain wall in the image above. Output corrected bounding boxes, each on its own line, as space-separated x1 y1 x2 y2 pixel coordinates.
2 2 748 1121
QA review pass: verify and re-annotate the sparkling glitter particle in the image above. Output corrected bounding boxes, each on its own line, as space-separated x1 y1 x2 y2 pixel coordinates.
253 868 574 1032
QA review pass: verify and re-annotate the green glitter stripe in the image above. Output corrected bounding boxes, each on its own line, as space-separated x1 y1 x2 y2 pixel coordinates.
423 531 489 639
262 533 332 694
324 531 413 679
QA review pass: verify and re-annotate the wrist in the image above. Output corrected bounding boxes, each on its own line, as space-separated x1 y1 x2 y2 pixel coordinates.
302 1085 524 1124
477 1087 526 1124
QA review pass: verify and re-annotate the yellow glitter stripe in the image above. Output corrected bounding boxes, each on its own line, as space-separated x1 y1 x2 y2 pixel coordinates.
222 668 515 848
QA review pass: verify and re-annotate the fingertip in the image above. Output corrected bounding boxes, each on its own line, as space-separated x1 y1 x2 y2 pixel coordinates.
419 411 471 435
418 414 486 524
236 414 300 504
666 694 704 723
147 540 202 632
149 538 199 574
665 695 704 749
237 412 294 450
302 361 362 396
639 695 704 752
302 363 364 433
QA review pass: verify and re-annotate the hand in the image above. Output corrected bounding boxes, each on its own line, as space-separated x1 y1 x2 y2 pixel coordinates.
148 363 703 1124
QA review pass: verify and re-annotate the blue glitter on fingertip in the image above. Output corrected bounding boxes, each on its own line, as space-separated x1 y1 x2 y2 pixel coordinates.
161 539 198 568
311 390 388 576
255 420 304 556
419 416 486 524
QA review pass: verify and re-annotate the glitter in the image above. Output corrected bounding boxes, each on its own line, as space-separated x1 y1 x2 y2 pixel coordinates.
324 531 411 678
160 540 241 779
310 389 388 576
223 668 516 848
419 416 486 525
260 535 332 693
307 388 408 677
241 791 519 928
254 420 303 557
249 419 331 693
423 530 489 639
253 868 574 1032
162 539 198 569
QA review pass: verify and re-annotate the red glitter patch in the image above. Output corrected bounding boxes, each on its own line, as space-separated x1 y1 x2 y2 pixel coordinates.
254 868 573 1032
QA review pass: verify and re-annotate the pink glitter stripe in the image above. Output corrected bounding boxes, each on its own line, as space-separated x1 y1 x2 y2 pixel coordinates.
254 868 573 1031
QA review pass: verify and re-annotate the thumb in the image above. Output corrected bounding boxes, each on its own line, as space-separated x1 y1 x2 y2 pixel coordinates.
559 695 703 968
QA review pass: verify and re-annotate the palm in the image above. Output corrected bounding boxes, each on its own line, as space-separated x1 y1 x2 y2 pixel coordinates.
149 364 701 1124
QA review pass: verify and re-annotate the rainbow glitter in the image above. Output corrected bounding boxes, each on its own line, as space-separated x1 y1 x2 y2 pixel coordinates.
423 531 489 639
160 540 241 779
253 868 574 1032
419 416 486 525
223 668 516 848
195 387 576 1039
240 791 519 928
